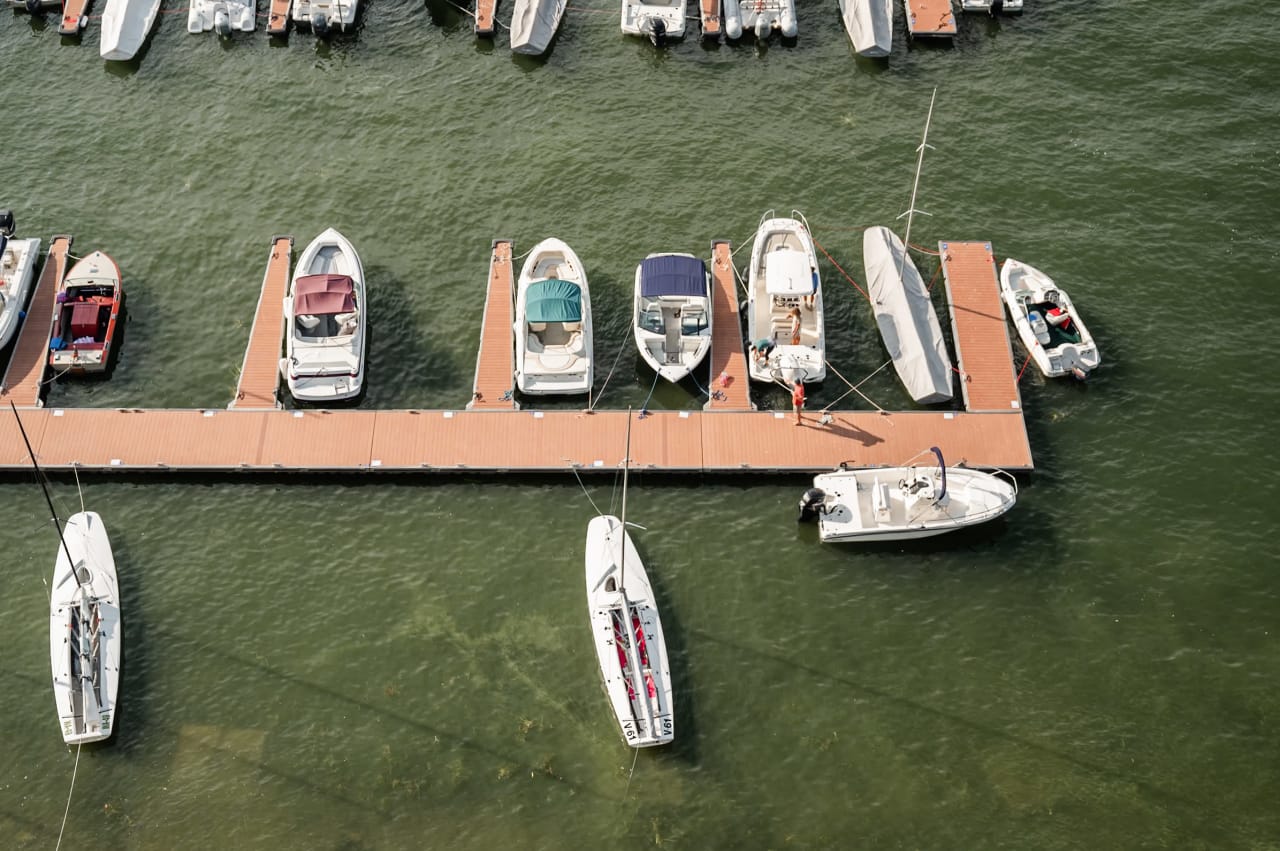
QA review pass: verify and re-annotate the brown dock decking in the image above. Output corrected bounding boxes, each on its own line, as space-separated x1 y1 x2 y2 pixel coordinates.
58 0 92 34
468 239 519 410
230 236 292 411
700 0 722 39
267 0 291 35
905 0 957 37
474 0 496 36
704 240 752 411
940 241 1023 413
1 235 71 409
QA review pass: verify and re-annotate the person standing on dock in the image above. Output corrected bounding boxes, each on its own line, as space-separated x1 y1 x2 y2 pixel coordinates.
792 380 805 426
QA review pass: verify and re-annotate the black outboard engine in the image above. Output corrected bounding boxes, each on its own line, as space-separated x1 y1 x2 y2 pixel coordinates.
648 17 667 48
991 0 1004 14
798 488 827 523
0 210 14 238
25 0 42 14
312 11 331 37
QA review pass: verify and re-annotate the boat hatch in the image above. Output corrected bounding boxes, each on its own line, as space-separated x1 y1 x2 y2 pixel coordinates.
764 249 814 296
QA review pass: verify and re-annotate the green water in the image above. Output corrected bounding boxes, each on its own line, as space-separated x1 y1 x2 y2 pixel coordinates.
3 1 1279 848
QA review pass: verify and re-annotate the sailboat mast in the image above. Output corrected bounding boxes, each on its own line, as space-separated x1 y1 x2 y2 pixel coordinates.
618 408 632 590
896 87 938 287
9 401 82 590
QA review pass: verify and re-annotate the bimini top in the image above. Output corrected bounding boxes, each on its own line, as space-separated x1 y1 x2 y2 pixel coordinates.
295 274 355 315
765 249 815 296
639 255 707 298
527 279 582 323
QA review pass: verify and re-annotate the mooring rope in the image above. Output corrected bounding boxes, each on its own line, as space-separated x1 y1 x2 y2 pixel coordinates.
638 370 661 416
624 746 641 798
54 743 82 851
590 340 631 412
811 237 868 302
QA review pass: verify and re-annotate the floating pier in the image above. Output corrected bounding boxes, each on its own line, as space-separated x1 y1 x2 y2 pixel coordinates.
906 0 957 38
703 240 752 411
475 0 496 37
58 0 93 35
1 235 71 408
468 239 519 410
700 0 722 40
267 0 292 35
230 236 292 411
940 240 1022 412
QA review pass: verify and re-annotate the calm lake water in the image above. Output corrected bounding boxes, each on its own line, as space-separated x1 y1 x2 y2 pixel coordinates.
2 1 1278 848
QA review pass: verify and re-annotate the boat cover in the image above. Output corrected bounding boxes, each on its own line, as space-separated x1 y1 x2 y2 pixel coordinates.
764 249 815 296
862 226 953 404
509 0 564 54
639 255 706 298
527 279 582 322
295 274 355 315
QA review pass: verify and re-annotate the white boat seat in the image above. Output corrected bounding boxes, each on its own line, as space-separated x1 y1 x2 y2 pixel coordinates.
526 334 544 354
528 322 547 333
296 314 321 333
334 311 358 335
872 478 890 518
563 321 582 333
566 331 584 356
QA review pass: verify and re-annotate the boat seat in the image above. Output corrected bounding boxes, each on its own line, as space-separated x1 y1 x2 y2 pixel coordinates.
871 478 890 518
334 311 358 335
566 331 584 356
297 314 321 332
528 322 547 333
526 334 544 354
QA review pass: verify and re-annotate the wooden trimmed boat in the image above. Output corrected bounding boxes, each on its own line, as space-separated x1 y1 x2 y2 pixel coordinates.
48 250 123 375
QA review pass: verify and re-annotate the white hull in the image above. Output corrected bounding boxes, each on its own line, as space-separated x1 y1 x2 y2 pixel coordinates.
188 0 256 33
49 250 122 375
806 462 1016 543
746 212 826 384
514 238 593 396
999 258 1099 379
862 226 953 404
283 228 367 402
838 0 891 57
510 0 566 54
50 512 122 744
723 0 796 40
632 253 712 384
0 236 41 350
585 515 674 747
100 0 163 60
621 0 687 39
961 0 1022 11
292 0 358 30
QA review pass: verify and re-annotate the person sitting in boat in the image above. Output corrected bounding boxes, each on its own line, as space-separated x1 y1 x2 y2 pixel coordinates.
750 337 776 366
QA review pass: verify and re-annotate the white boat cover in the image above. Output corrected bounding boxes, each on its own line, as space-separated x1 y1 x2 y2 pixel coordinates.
100 0 163 60
863 226 953 404
838 0 891 57
510 0 566 54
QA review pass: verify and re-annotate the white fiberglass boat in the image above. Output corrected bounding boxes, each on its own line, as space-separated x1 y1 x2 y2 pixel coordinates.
514 238 593 396
961 0 1022 12
584 413 673 748
510 0 567 54
863 225 953 404
723 0 795 40
188 0 256 35
632 253 712 384
745 210 825 385
100 0 162 60
49 250 124 375
999 258 1099 380
798 448 1017 543
282 228 366 402
292 0 358 33
838 0 891 57
0 212 41 351
621 0 686 44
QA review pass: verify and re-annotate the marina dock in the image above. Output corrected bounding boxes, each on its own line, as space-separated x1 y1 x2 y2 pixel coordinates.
700 0 722 40
905 0 957 38
268 0 292 35
474 0 496 37
58 0 92 35
0 235 1034 475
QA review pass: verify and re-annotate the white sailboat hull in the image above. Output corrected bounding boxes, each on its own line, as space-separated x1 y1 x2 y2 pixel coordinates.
838 0 891 57
283 228 367 402
0 236 41 350
510 0 567 54
50 512 122 744
999 258 1100 379
746 213 826 384
100 0 163 60
514 238 593 396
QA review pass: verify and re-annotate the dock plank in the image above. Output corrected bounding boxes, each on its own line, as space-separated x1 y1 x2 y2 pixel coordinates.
906 0 957 37
941 240 1023 413
268 0 291 35
704 240 753 411
1 235 71 409
475 0 496 36
468 239 518 410
230 236 292 410
58 0 93 34
700 0 721 39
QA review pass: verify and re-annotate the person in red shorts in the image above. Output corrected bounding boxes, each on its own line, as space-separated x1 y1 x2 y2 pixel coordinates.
792 380 805 426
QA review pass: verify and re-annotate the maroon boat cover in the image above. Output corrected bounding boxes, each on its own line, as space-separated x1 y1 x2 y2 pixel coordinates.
294 274 355 315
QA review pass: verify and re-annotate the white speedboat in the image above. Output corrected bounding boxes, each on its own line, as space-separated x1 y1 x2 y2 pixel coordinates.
188 0 256 35
798 448 1017 543
838 0 891 57
0 211 41 351
292 0 358 33
99 0 162 60
961 0 1022 12
49 511 123 744
585 413 674 748
999 258 1099 380
621 0 686 44
632 253 712 384
514 238 593 396
282 228 366 402
49 250 124 375
863 225 953 404
723 0 795 40
510 0 566 54
745 210 825 385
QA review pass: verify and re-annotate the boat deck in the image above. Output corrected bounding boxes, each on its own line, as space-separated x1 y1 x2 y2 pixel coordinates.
475 0 496 36
58 0 92 34
268 0 292 35
703 240 752 412
229 236 292 410
940 240 1023 413
468 239 519 410
1 235 71 409
906 0 957 37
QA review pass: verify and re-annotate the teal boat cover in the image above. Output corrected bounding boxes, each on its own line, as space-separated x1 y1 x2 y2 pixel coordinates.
526 279 582 322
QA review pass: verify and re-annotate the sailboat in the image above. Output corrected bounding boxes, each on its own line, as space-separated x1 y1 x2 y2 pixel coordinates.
11 402 122 745
584 411 674 748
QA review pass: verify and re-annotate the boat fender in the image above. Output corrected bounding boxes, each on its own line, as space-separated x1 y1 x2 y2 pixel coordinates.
780 7 796 37
797 488 827 523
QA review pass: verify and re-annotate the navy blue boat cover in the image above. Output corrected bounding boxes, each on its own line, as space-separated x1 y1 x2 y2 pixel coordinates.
639 255 706 298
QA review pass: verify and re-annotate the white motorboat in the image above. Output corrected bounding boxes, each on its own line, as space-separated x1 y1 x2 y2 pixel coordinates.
745 210 825 385
282 228 367 402
514 238 593 396
188 0 256 35
838 0 891 57
798 448 1017 543
292 0 358 33
961 0 1022 12
632 253 712 384
510 0 567 54
99 0 162 60
0 211 41 351
999 258 1099 380
723 0 796 40
862 225 953 404
621 0 687 43
49 250 124 375
584 413 674 748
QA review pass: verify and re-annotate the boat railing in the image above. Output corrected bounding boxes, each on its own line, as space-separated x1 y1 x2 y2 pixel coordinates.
990 467 1019 496
792 209 812 236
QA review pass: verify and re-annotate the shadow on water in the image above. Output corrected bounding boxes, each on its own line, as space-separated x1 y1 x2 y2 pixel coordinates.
634 541 699 767
111 530 150 754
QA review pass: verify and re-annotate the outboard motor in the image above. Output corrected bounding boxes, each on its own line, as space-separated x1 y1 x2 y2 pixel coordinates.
798 488 827 523
648 17 667 48
0 210 14 238
25 0 42 14
753 14 768 40
312 10 331 36
214 7 232 36
991 0 1004 14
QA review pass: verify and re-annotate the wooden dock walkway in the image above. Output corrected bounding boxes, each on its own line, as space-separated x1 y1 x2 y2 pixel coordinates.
704 240 752 411
475 0 496 36
267 0 292 35
1 235 71 409
58 0 92 34
230 236 292 411
700 0 721 39
940 240 1022 413
469 239 519 410
905 0 957 38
